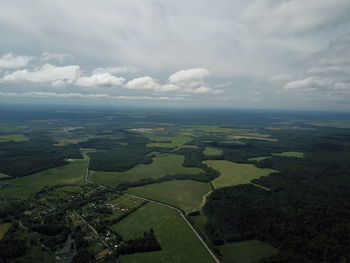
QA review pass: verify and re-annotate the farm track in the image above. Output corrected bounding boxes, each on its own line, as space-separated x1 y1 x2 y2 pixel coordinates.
73 210 109 249
82 153 220 263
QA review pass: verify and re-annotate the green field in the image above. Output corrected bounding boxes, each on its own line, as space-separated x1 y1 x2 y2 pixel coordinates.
247 156 270 162
127 180 211 213
273 151 304 158
0 158 87 197
0 133 28 142
180 126 251 133
147 136 192 148
90 154 202 187
218 240 277 263
204 147 223 156
0 223 11 240
111 203 214 263
0 173 10 179
204 160 277 189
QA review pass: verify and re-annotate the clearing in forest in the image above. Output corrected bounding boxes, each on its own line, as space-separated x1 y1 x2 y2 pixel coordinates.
204 160 277 189
90 153 202 187
127 180 212 213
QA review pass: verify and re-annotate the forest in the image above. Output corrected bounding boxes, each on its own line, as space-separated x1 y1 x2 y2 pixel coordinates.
0 137 82 177
203 127 350 262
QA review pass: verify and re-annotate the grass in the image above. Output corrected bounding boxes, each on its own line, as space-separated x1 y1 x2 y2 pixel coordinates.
90 154 202 187
218 240 277 263
0 223 11 240
204 147 223 156
111 203 214 263
127 180 212 213
0 158 87 197
0 134 28 142
204 160 277 189
0 173 10 179
147 136 192 148
273 151 304 158
218 140 245 146
180 126 251 133
247 156 270 162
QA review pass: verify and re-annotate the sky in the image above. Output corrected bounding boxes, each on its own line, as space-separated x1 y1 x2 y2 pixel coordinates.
0 0 350 110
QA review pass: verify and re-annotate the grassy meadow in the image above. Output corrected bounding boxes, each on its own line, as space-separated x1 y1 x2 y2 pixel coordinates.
111 203 214 263
90 154 202 187
204 147 223 156
247 156 270 162
0 223 11 240
0 134 28 142
147 136 192 148
127 180 212 213
0 158 87 197
273 151 304 158
204 160 277 189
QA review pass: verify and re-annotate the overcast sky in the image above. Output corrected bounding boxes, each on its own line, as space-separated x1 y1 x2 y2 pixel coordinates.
1 0 350 110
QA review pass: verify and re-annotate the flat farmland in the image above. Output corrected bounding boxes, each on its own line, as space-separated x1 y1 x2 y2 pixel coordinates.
0 158 87 197
90 154 202 187
147 136 192 148
273 151 304 158
204 160 277 189
0 133 28 142
204 147 223 156
126 180 212 213
111 203 214 263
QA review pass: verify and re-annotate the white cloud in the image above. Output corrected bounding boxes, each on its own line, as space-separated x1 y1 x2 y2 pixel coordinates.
157 84 180 92
0 91 185 101
93 66 138 74
40 52 73 62
75 72 125 87
2 63 81 85
281 33 350 97
168 68 210 84
125 76 160 90
189 86 212 94
0 53 33 68
242 0 350 35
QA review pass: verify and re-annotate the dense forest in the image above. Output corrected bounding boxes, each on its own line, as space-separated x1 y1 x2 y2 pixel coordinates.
203 127 350 262
0 137 82 177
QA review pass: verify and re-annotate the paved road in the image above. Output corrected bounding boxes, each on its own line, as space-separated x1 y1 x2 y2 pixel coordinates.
81 150 220 263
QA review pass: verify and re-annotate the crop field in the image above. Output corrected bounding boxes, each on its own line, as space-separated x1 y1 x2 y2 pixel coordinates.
0 133 28 142
0 158 87 197
204 160 277 189
273 151 304 158
0 223 11 240
204 147 223 156
218 240 277 263
147 136 192 148
127 180 212 213
111 203 214 263
90 154 202 187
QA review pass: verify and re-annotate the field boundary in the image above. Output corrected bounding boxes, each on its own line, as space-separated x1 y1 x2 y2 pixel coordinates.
82 151 220 263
